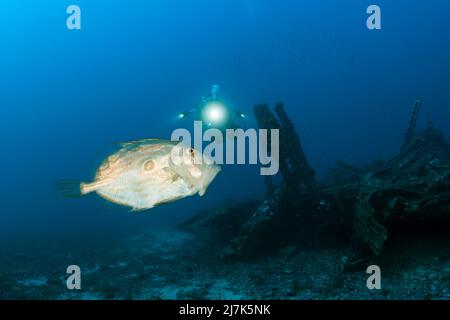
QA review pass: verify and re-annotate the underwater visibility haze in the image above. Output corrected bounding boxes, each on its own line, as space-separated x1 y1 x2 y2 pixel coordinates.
1 0 450 300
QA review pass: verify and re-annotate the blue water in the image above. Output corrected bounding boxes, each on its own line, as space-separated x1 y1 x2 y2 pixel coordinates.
1 0 450 240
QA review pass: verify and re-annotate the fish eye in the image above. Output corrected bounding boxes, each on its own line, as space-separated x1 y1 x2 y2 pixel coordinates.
186 148 196 161
144 160 155 171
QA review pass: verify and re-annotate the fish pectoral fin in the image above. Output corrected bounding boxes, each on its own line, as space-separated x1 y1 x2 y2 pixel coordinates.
162 167 182 182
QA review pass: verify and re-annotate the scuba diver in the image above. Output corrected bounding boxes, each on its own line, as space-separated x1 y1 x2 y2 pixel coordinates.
177 85 246 132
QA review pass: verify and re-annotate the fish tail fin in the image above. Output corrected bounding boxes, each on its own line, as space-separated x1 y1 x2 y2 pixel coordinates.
80 182 101 195
55 180 96 198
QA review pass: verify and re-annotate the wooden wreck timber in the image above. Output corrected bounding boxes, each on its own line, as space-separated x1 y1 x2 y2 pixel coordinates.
402 98 422 148
254 103 319 200
354 126 450 254
181 102 450 259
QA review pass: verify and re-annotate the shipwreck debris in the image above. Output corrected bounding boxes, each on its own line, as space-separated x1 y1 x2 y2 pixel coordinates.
254 103 319 202
402 98 422 148
181 99 450 259
274 102 320 200
355 127 450 254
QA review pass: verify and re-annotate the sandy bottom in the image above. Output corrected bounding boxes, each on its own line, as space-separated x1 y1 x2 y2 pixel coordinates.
1 228 450 300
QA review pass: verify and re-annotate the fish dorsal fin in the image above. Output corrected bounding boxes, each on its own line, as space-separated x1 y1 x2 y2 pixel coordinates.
118 139 178 149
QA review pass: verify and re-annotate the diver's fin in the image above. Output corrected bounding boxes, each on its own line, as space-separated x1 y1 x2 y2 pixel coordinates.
54 180 85 198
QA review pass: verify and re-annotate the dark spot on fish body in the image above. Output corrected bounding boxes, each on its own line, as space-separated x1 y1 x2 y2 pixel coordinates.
144 160 155 171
